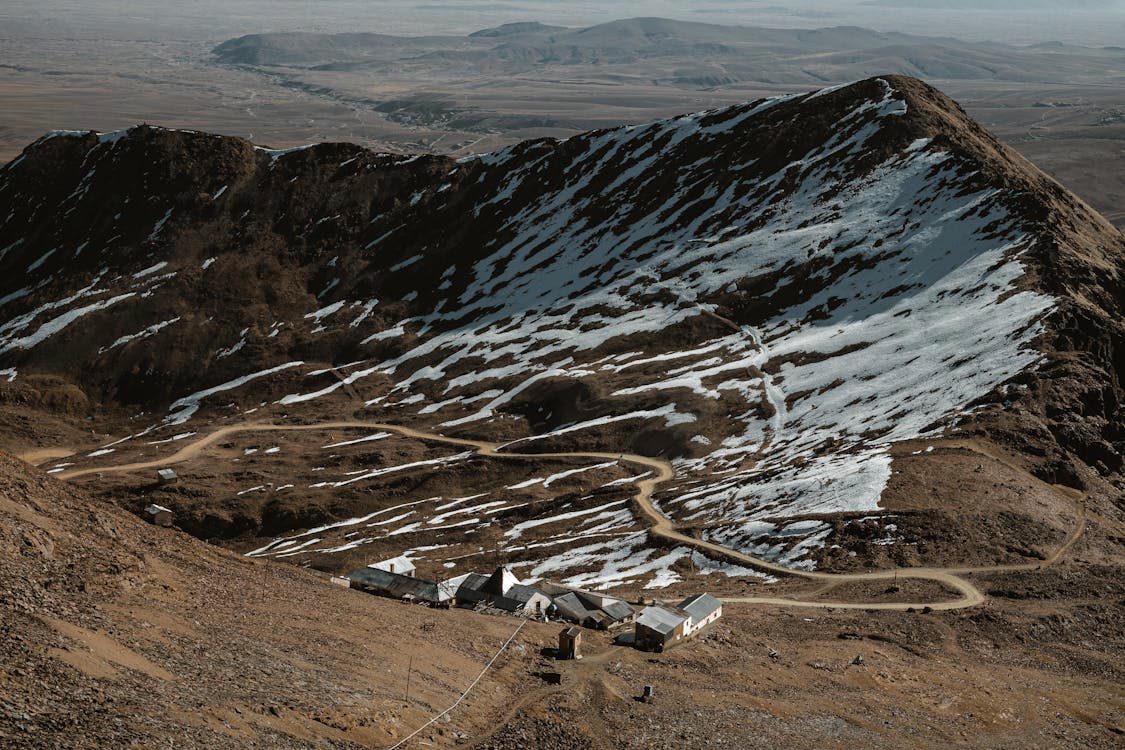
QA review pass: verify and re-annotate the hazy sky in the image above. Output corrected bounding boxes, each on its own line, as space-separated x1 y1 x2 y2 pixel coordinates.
2 1 1124 46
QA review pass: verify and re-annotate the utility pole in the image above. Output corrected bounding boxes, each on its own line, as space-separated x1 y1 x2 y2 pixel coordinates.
405 655 413 707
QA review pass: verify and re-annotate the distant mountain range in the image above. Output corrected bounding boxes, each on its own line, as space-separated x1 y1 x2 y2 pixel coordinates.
212 16 1125 86
863 0 1123 9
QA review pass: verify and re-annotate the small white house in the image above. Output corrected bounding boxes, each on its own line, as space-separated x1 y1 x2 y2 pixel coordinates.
680 593 723 636
368 555 416 577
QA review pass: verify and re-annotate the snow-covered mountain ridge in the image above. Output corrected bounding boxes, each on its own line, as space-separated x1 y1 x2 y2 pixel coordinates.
0 76 1121 585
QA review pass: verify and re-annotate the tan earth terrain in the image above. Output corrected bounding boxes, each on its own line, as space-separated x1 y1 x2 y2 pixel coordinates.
2 443 1122 748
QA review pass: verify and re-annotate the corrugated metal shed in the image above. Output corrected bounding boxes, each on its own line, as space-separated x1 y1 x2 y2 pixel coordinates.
455 574 550 614
601 600 636 623
507 583 544 605
552 592 596 623
144 504 173 527
635 606 687 635
456 573 490 597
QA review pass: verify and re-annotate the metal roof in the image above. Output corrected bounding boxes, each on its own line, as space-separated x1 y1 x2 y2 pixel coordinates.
506 584 547 605
347 567 439 602
436 573 472 602
369 555 416 575
145 504 172 514
483 567 522 596
679 593 722 622
455 575 548 612
456 573 490 596
157 469 178 480
601 600 636 622
552 592 596 622
635 605 687 635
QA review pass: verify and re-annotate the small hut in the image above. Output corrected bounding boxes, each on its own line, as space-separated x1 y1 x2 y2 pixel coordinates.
156 468 179 485
144 504 173 527
558 626 583 660
634 606 688 652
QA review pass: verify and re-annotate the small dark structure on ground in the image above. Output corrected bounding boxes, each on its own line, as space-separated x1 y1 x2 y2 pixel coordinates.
156 468 178 485
144 504 173 527
558 626 583 660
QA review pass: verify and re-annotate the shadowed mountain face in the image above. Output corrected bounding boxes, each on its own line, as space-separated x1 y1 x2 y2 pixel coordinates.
0 76 1121 584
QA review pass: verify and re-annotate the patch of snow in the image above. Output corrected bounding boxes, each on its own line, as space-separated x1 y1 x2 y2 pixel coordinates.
309 451 473 489
321 432 391 449
99 317 180 353
1 292 136 354
132 262 169 280
165 361 304 425
27 248 55 273
217 328 249 359
145 432 195 446
305 302 345 323
390 254 423 272
147 209 173 241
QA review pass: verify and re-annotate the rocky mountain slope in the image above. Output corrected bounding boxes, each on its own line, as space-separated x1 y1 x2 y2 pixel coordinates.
0 76 1121 589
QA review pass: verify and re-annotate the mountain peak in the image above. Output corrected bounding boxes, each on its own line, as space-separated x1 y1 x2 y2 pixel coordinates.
0 77 1121 579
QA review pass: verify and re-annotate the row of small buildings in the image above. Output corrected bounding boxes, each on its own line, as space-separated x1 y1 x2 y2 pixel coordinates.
341 556 722 652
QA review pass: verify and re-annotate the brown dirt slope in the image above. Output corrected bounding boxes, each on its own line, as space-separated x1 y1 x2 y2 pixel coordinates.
0 450 555 749
3 449 1124 749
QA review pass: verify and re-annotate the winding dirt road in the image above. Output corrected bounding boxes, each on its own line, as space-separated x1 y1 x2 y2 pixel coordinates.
48 420 1085 611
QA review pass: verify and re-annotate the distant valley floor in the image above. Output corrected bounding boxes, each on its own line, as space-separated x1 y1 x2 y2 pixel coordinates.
0 28 1123 228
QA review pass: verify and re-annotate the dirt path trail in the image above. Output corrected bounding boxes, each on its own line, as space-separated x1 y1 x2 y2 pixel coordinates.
18 448 76 466
52 420 1086 611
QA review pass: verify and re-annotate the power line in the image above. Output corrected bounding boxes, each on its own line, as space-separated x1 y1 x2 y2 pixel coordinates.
387 619 527 750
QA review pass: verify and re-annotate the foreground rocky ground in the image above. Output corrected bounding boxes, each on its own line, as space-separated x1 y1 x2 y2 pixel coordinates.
2 449 1122 749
